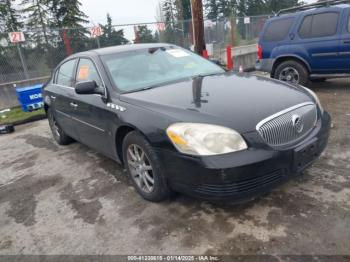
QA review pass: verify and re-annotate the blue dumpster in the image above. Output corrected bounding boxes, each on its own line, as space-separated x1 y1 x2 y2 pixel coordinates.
16 84 44 112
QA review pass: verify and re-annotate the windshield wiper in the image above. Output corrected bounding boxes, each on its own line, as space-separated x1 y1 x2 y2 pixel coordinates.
191 72 224 79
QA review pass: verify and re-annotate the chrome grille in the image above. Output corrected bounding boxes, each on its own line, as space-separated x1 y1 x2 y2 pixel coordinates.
256 103 317 147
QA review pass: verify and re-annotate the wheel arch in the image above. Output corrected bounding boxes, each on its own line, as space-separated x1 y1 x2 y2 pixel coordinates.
272 55 311 77
115 124 150 165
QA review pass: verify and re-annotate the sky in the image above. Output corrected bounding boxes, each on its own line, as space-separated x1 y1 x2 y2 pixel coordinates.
80 0 317 40
81 0 317 26
81 0 162 25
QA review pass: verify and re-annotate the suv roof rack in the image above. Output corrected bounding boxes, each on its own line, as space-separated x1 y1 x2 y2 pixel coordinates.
277 0 350 16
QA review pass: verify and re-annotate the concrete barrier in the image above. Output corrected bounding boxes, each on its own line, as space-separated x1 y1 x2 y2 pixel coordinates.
221 44 258 71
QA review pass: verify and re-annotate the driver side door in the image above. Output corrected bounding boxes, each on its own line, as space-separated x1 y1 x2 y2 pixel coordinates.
70 57 116 158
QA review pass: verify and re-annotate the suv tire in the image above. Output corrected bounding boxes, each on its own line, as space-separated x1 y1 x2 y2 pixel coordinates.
47 108 74 145
122 131 172 202
274 60 309 86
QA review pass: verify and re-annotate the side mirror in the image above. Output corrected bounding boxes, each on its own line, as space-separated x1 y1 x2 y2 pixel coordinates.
75 80 105 96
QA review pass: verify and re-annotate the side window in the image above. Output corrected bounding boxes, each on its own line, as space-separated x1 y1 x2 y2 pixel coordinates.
76 58 103 87
56 59 76 87
299 16 312 38
263 18 294 42
299 12 339 39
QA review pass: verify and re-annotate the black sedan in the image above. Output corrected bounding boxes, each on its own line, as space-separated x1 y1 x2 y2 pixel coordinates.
43 43 331 202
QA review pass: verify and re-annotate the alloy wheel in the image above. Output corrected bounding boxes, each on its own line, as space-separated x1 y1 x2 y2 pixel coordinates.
126 144 154 193
279 67 300 84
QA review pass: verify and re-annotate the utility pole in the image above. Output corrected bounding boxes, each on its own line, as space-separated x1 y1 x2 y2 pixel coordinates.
190 0 206 55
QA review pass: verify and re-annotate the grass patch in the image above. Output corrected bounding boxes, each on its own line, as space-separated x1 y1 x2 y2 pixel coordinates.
0 107 46 125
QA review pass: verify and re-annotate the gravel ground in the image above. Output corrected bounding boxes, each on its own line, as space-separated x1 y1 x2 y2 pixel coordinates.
0 78 349 256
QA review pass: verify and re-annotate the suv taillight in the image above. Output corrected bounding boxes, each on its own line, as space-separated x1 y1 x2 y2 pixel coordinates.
258 44 263 60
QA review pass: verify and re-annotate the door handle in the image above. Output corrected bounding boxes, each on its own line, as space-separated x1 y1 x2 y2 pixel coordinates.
343 40 350 44
70 102 78 108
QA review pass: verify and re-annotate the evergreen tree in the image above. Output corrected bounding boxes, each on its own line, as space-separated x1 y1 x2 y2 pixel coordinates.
0 0 23 32
136 25 154 43
205 0 220 20
48 0 89 53
205 0 303 19
21 0 51 47
99 13 128 47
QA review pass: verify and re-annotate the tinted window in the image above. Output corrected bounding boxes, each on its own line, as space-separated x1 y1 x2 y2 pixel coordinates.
263 18 294 41
299 15 312 38
348 15 350 32
56 59 76 87
76 58 103 87
299 12 339 38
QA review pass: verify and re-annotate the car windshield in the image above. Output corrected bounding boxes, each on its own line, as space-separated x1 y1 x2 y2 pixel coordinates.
101 46 225 93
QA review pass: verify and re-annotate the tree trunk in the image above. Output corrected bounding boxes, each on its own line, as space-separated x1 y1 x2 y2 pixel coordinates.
191 0 205 55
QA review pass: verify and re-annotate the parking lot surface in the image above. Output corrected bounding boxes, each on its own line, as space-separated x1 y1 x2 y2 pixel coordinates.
0 78 349 255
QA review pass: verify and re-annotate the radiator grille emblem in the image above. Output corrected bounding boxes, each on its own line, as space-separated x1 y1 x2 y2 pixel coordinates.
292 114 303 133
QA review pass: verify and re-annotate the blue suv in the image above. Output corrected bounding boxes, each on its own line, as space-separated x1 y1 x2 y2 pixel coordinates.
256 1 350 85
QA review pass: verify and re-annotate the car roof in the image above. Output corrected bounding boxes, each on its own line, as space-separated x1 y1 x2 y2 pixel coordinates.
273 4 349 19
71 43 173 57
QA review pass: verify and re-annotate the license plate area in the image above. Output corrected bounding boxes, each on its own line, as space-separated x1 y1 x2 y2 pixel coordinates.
293 138 318 172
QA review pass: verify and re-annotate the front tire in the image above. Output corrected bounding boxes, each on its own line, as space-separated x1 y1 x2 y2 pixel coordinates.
47 107 74 145
274 60 309 86
122 131 172 202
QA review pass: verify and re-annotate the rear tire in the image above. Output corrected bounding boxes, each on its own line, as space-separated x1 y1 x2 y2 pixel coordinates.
274 60 309 86
122 131 172 202
47 107 74 145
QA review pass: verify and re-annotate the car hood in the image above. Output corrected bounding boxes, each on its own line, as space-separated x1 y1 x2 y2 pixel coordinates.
120 73 313 133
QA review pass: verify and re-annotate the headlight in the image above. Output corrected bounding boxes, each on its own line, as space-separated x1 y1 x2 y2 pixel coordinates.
301 86 324 114
166 123 248 156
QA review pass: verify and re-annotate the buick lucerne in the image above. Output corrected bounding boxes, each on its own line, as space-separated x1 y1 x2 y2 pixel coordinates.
43 44 331 202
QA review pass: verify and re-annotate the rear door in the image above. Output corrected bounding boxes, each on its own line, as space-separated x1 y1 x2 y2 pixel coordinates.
296 11 341 73
70 57 116 157
338 8 350 71
49 58 79 139
260 17 295 59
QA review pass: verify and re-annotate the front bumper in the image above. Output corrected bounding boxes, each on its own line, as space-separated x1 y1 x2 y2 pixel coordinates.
157 112 331 202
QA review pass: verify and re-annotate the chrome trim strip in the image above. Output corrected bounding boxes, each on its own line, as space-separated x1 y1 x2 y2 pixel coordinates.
56 109 71 118
256 102 315 131
55 109 105 133
71 117 105 133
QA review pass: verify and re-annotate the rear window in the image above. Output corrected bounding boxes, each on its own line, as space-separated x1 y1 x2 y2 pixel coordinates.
299 12 339 38
263 18 294 42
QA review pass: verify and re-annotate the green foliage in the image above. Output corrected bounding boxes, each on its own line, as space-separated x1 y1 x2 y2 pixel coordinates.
21 0 52 49
136 25 155 43
99 14 128 47
205 0 304 19
0 106 45 125
0 0 23 32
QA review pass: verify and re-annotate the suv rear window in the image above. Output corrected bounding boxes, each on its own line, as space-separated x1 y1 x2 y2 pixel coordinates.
299 12 339 38
263 18 294 42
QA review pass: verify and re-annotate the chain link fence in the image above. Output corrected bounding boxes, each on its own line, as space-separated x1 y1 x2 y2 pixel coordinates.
0 14 271 88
